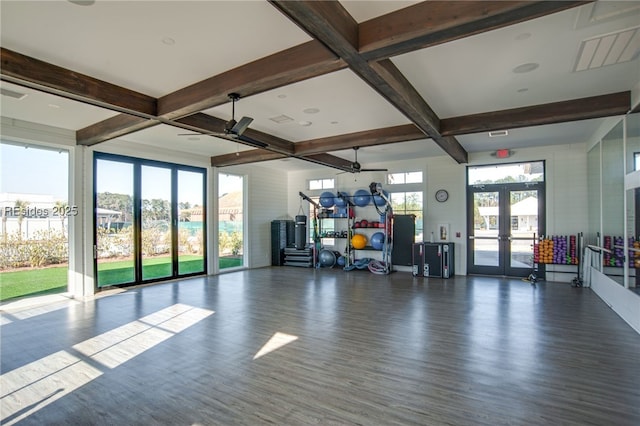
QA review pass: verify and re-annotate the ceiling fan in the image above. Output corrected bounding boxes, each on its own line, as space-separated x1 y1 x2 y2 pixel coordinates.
342 147 388 173
178 93 267 148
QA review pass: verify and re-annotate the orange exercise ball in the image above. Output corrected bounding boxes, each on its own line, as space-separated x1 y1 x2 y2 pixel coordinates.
351 234 367 249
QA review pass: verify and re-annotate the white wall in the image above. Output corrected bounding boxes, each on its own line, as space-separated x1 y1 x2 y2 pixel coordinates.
220 163 290 269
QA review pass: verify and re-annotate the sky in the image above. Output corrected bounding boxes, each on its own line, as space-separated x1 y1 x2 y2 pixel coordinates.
0 142 211 205
0 142 68 199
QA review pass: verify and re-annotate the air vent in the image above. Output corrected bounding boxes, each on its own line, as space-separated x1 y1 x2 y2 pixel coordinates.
574 26 640 72
269 114 294 124
1 88 27 100
489 130 509 138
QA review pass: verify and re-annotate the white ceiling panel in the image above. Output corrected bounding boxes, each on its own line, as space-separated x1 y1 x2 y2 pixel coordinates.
0 81 117 129
392 3 640 118
201 69 412 142
0 0 311 97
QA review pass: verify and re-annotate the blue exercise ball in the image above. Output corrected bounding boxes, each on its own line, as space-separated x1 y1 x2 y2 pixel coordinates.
318 249 337 267
334 191 350 207
370 232 386 250
319 191 335 208
373 190 389 207
337 255 346 266
353 189 371 207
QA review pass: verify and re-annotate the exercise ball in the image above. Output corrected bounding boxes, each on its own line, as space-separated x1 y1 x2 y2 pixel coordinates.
318 249 337 267
373 190 389 207
319 191 335 208
351 234 367 249
337 255 346 266
370 232 386 250
334 191 350 207
353 189 371 207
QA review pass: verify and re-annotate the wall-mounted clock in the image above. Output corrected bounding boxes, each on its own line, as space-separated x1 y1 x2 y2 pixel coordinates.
435 189 449 203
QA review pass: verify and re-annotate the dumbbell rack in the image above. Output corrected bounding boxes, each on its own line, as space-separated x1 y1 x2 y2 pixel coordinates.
532 233 583 285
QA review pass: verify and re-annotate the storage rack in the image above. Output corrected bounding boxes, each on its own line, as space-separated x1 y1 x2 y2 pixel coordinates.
532 232 583 285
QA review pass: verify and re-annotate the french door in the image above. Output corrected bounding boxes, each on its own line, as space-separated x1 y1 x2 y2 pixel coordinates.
94 153 206 288
467 182 544 277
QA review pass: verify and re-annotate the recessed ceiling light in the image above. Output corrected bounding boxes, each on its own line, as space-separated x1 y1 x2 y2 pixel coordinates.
162 37 175 45
277 94 287 99
187 137 200 141
331 121 339 125
515 32 531 41
303 108 320 114
512 62 539 73
48 104 61 109
517 88 529 93
299 121 312 127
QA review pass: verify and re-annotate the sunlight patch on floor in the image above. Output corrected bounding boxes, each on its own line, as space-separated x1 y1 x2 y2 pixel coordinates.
0 303 213 425
253 332 299 360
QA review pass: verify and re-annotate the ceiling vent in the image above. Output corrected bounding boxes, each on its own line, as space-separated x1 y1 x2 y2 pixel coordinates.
574 26 640 72
1 87 27 100
489 130 509 138
269 114 294 124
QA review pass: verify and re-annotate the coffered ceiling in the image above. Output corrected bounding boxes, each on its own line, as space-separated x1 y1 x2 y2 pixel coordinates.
1 1 638 172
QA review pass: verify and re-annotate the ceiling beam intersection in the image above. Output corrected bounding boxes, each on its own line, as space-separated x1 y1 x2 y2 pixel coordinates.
269 0 468 163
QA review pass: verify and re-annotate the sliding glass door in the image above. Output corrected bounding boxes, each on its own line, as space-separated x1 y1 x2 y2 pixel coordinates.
141 165 173 281
95 153 206 288
96 158 135 286
218 173 244 270
178 170 205 275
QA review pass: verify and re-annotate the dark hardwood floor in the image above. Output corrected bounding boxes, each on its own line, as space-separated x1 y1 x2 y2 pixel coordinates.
1 268 639 425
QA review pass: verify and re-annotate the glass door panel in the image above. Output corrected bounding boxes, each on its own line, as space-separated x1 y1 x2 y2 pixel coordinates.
468 184 543 277
470 191 501 270
141 165 173 280
218 173 244 270
507 189 539 275
96 159 135 287
178 170 205 275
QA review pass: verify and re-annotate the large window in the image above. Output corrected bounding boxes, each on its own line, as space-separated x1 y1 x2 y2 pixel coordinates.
390 192 423 242
94 153 206 287
387 170 423 242
308 178 334 190
218 173 244 270
0 142 69 301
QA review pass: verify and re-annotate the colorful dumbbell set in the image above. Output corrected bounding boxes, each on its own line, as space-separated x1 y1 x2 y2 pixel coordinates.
533 235 579 265
603 236 639 268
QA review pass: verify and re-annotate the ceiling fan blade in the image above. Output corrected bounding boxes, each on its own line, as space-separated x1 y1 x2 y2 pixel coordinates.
236 134 268 149
178 131 222 137
231 116 254 136
361 168 388 172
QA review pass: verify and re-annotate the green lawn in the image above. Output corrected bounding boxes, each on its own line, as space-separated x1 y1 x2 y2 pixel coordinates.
0 255 216 302
0 267 68 302
1 255 243 302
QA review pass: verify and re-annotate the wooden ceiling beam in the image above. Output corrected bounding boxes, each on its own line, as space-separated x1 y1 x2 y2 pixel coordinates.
218 90 632 167
1 47 156 117
359 1 592 61
77 116 157 146
294 124 424 155
210 149 354 172
270 0 468 164
440 92 632 136
211 150 286 167
158 40 346 120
